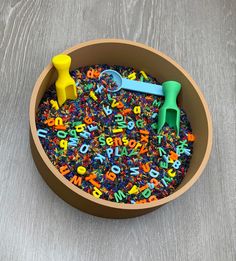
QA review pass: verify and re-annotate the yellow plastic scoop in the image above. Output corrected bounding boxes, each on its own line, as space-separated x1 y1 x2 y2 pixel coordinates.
52 54 77 106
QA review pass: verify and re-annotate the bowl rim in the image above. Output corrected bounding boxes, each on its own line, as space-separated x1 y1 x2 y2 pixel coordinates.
29 38 213 210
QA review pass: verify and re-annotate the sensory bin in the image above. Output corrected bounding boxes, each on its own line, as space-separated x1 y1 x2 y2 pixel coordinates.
36 64 195 204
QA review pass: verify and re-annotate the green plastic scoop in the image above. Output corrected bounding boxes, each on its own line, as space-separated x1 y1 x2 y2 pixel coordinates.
157 81 181 135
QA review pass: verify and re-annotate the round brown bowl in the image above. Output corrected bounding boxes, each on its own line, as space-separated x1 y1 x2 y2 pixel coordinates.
29 39 212 218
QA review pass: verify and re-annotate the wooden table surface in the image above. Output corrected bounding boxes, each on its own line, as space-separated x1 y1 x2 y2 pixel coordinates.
0 0 235 260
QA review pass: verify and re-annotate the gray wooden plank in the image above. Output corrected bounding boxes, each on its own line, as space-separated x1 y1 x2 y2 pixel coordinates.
0 0 235 260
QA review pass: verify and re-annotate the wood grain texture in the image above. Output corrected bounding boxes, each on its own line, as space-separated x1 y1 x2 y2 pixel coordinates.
0 0 235 260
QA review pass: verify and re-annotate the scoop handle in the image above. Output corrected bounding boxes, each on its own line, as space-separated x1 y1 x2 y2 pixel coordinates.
162 81 181 107
122 78 164 96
